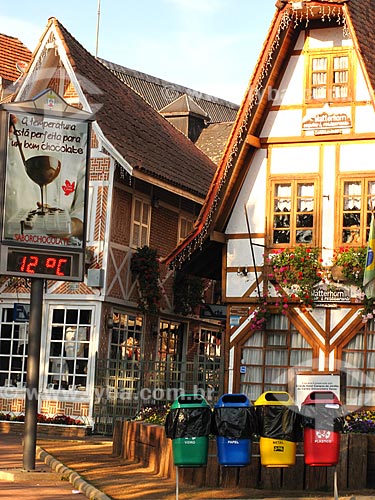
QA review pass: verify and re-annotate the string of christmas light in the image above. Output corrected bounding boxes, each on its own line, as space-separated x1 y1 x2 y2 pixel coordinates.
170 2 349 269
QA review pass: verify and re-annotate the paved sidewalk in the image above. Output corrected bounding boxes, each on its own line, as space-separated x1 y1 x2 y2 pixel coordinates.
0 433 97 499
1 432 375 500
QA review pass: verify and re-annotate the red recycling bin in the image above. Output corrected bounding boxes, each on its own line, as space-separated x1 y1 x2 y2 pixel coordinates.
301 391 344 467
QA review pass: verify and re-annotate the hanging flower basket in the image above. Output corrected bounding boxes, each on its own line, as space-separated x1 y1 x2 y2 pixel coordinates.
130 246 161 315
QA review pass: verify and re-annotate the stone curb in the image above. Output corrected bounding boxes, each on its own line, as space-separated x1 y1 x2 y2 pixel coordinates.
36 445 112 500
0 469 58 481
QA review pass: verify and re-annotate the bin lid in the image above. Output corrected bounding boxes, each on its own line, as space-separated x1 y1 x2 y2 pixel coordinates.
301 390 341 406
215 393 251 408
171 393 210 409
254 391 295 406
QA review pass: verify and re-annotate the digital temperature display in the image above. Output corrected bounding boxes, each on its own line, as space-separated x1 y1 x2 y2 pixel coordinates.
6 249 75 279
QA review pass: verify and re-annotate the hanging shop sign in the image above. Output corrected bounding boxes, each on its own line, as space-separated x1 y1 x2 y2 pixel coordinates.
200 304 227 320
302 107 352 136
312 283 351 306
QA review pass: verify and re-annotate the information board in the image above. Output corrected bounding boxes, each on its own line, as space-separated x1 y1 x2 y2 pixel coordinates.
295 372 341 408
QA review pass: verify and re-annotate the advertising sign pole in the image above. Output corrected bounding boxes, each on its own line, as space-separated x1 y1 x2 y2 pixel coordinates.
0 89 94 470
23 278 43 470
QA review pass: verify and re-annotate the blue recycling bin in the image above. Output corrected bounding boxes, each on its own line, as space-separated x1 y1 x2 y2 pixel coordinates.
213 393 256 467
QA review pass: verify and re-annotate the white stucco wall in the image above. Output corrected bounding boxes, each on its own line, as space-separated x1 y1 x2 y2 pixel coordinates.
225 149 267 235
355 106 375 134
321 146 336 265
272 55 305 106
261 109 303 138
270 145 320 173
340 143 375 171
308 27 353 48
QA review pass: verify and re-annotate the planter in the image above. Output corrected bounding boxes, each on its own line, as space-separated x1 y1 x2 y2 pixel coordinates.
0 420 92 438
113 421 373 491
330 265 348 282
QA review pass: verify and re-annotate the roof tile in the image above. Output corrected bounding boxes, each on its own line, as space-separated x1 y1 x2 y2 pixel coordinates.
51 19 217 199
0 33 31 84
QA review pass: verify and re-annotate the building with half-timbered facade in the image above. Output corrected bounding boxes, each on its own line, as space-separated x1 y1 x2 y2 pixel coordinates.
0 18 237 432
167 0 375 409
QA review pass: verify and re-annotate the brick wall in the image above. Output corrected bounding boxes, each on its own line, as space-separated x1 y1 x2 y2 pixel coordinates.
150 205 179 257
0 397 89 419
90 157 110 181
110 188 131 246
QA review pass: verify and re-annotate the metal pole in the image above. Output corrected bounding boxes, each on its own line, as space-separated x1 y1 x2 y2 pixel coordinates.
95 0 101 57
333 465 339 500
175 466 179 500
23 278 44 471
244 204 261 299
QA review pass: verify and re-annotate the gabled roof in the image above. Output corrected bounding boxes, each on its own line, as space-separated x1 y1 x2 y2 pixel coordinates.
0 33 31 85
11 18 218 201
99 58 239 123
165 0 375 274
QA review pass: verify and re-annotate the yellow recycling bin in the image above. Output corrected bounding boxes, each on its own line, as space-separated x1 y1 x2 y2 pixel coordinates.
254 391 301 467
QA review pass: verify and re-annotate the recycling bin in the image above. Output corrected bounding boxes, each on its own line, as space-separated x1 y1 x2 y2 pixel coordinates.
213 393 257 466
301 390 344 466
254 391 302 467
164 393 211 467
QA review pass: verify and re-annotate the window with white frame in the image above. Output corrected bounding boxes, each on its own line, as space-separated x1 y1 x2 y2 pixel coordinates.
271 180 317 246
131 197 151 248
46 308 93 390
0 307 28 388
178 215 194 243
341 322 375 408
239 314 313 402
340 178 375 245
110 313 143 360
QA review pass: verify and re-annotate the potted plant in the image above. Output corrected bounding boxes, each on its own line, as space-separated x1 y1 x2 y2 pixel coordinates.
331 246 367 287
331 246 375 322
266 246 324 308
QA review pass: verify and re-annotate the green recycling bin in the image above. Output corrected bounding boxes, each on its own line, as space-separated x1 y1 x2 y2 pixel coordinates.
165 393 211 467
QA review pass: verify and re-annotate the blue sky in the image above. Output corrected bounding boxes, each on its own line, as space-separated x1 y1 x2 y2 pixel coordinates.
1 0 276 104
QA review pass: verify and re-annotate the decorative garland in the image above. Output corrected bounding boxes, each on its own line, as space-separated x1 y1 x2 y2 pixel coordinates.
170 3 348 270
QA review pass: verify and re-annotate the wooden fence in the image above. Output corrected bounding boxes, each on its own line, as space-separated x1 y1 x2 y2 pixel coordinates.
113 420 375 492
